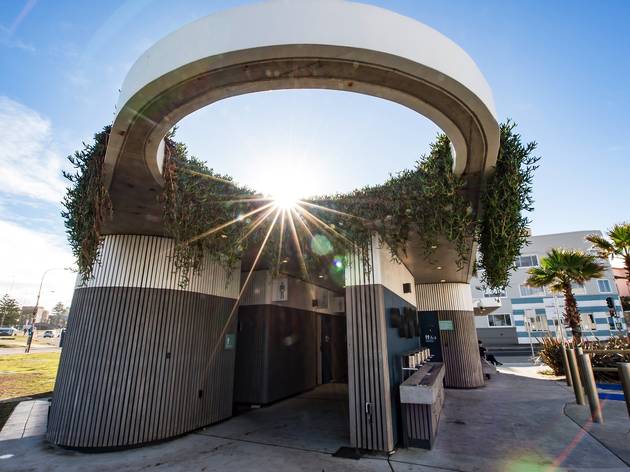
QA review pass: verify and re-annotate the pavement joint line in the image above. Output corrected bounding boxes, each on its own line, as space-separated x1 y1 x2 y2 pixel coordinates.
195 430 466 471
562 402 630 468
193 430 337 457
386 457 465 472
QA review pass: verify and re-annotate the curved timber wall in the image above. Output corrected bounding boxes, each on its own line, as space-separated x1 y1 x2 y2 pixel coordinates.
47 235 240 449
416 283 484 388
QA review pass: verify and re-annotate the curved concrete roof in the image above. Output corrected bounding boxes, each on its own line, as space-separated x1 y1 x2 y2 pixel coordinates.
103 0 500 285
117 0 496 118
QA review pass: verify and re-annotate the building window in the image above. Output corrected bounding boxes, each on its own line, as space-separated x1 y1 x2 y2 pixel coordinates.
525 312 548 331
515 255 539 268
488 314 512 327
571 282 586 295
519 285 546 297
609 317 618 330
597 279 612 293
484 288 507 298
580 313 597 332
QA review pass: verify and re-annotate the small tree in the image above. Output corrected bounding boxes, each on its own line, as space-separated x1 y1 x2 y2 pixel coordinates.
0 294 21 327
526 249 604 343
50 302 69 328
586 223 630 283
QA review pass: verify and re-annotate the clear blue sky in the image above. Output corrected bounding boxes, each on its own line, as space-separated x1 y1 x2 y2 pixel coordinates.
1 0 629 308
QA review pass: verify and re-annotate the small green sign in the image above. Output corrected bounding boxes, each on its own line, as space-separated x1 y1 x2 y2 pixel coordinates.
224 334 236 350
438 320 454 331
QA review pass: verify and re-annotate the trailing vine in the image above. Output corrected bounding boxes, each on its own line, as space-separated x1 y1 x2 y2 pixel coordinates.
61 126 112 281
62 122 539 290
160 132 259 285
306 135 474 269
477 120 540 289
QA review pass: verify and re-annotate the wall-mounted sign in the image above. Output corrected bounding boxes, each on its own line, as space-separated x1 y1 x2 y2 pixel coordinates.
438 320 454 331
271 277 288 301
224 334 236 350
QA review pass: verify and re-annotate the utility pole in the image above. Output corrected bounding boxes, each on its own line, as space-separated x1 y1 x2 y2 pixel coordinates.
26 268 69 353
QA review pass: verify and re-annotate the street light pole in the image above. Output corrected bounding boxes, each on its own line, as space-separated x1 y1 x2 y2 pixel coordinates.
25 267 70 353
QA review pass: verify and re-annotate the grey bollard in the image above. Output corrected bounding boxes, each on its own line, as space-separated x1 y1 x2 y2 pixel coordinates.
578 353 604 423
575 346 587 388
561 346 572 387
618 362 630 419
567 348 585 405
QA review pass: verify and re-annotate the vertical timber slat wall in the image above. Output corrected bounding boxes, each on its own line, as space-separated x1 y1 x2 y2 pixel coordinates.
345 242 394 452
47 235 240 449
415 283 484 388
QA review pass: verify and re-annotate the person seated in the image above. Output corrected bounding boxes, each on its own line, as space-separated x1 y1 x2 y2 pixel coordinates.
478 340 503 366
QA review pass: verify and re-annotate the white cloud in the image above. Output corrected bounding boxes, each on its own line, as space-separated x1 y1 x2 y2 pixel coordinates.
0 219 76 312
0 96 67 203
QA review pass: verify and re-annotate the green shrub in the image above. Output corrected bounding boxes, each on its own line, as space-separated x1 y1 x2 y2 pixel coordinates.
539 337 565 375
539 335 630 381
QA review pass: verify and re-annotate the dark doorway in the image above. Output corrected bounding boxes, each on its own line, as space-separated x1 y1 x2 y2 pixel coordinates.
320 315 348 384
419 311 443 361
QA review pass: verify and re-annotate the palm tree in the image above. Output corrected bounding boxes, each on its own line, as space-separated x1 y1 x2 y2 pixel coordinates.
526 248 605 343
586 223 630 283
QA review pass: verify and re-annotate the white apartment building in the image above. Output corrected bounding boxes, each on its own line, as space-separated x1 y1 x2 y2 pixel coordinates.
472 230 627 345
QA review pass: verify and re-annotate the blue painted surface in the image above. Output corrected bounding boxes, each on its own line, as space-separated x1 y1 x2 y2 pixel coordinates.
535 308 546 315
575 294 620 302
597 383 623 391
581 306 621 313
598 392 625 401
515 321 525 327
513 310 525 315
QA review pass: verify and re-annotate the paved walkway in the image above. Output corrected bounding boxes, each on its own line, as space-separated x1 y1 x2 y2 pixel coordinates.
0 374 628 471
0 400 48 440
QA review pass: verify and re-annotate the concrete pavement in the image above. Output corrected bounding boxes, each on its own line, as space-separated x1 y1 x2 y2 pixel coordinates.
0 374 627 471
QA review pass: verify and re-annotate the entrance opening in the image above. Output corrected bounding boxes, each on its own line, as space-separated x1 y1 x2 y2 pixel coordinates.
223 269 350 452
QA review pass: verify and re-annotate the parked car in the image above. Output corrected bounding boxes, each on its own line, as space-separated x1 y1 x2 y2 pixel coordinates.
0 327 17 336
43 330 54 338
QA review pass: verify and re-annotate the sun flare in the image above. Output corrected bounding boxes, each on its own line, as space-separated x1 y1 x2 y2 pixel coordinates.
272 193 299 210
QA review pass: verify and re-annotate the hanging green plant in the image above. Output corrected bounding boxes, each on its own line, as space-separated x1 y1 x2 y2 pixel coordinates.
160 131 261 285
306 134 474 269
61 126 112 281
477 120 540 290
62 121 539 291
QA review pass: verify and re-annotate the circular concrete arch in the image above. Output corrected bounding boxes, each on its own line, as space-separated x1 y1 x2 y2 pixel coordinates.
103 0 499 234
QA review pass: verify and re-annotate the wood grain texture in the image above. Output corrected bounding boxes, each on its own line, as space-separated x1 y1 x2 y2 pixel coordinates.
345 244 394 452
436 310 484 388
47 235 239 449
47 287 237 449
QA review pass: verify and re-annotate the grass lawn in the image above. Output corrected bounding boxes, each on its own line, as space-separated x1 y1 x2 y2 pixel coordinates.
0 352 60 401
0 336 59 349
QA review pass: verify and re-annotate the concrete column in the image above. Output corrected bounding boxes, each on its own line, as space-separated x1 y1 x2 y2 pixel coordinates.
416 283 484 388
47 235 240 449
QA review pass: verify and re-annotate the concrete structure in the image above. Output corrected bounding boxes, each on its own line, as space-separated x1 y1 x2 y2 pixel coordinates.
472 231 627 346
48 0 500 453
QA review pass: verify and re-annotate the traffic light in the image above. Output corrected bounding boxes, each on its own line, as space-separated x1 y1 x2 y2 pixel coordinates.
606 297 618 317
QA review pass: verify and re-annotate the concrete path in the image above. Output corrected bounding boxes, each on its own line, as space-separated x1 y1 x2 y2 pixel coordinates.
565 398 630 466
0 400 48 440
0 374 627 471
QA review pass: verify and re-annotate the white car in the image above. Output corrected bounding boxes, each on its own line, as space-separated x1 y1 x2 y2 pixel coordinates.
0 327 17 336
